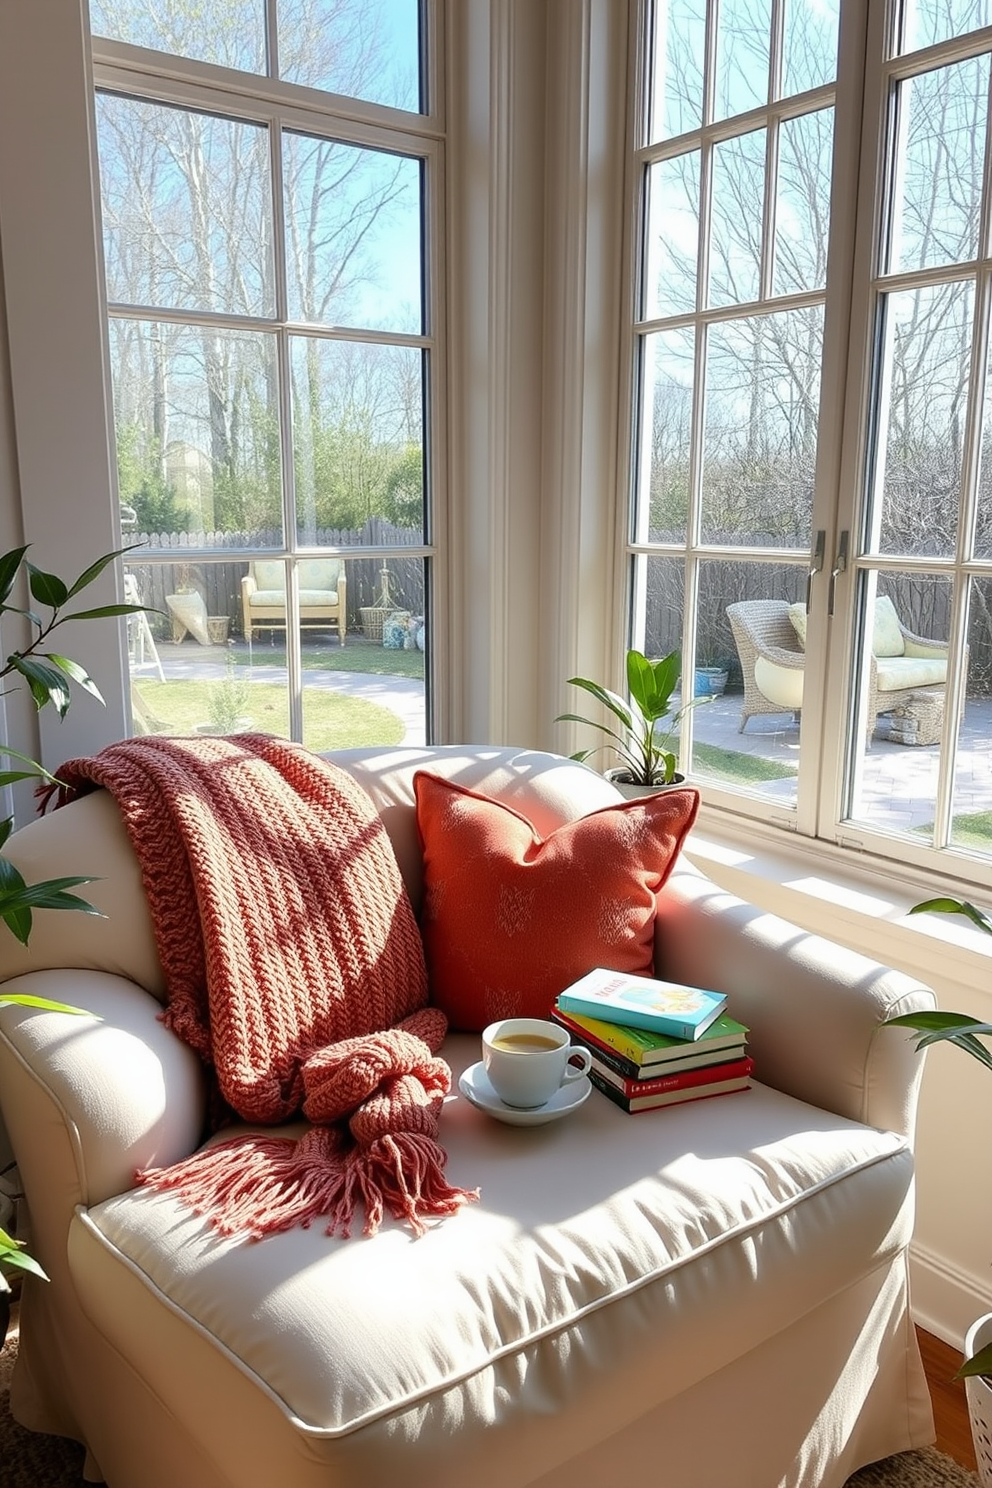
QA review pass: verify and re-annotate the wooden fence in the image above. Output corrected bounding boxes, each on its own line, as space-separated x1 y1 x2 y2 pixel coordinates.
124 519 425 640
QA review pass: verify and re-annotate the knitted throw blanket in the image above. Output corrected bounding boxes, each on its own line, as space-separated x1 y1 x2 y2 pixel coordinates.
48 735 477 1239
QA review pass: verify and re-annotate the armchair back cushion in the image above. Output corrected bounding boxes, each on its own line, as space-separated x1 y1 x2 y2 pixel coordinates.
250 559 343 599
872 597 906 657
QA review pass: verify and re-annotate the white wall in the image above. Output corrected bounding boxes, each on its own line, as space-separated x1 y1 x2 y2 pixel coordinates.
0 0 128 783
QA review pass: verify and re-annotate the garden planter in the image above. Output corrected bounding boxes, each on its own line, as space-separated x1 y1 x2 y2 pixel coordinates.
965 1312 992 1485
694 667 728 697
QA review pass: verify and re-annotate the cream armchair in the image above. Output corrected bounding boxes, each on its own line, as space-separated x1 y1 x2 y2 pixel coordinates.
241 558 346 644
0 746 936 1488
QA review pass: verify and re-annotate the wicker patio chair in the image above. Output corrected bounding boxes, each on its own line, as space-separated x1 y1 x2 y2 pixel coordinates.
727 597 953 739
726 600 805 734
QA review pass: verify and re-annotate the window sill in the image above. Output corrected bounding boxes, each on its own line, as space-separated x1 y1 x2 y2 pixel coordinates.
688 801 992 999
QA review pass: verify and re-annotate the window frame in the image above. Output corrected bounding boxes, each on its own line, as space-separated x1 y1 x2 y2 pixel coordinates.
90 4 446 749
624 0 992 898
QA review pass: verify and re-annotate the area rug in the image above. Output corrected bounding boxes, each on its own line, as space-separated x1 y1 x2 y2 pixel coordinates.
0 1317 982 1487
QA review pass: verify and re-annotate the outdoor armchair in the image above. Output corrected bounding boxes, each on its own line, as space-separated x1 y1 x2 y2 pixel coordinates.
727 596 951 737
241 558 347 644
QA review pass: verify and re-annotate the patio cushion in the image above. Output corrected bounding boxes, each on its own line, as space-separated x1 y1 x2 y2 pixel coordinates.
252 590 340 607
70 1035 914 1450
787 603 807 649
875 656 946 692
250 559 342 598
872 598 905 657
754 656 804 710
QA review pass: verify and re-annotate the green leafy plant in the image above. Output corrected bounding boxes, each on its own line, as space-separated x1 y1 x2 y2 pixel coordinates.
0 544 146 944
556 649 705 787
0 1223 46 1282
884 896 992 1379
0 543 146 1301
206 652 253 734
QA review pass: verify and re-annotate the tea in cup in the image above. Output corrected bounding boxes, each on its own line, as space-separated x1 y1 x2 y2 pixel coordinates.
482 1017 593 1109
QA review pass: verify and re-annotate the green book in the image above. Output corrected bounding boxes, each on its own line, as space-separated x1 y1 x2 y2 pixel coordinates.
553 1005 749 1069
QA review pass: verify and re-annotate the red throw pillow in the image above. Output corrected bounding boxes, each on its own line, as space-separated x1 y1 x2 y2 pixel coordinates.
413 771 699 1030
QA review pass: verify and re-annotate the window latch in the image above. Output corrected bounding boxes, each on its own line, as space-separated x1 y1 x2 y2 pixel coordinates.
828 530 849 616
805 530 826 611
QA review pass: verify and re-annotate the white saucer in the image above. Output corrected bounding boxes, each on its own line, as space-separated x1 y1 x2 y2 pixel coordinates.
457 1062 592 1126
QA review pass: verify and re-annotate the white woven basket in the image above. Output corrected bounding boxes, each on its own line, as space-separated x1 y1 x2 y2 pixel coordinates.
965 1314 992 1485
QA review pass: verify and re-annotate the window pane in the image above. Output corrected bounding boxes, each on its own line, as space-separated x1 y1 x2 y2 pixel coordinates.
773 109 834 296
951 575 992 852
900 0 992 54
714 0 771 122
888 57 989 275
781 0 839 97
869 281 974 558
693 559 806 803
636 328 695 544
89 0 266 73
644 152 700 318
291 337 424 541
279 0 422 112
126 557 426 749
284 134 422 333
636 552 685 660
111 320 283 542
648 0 706 142
701 308 823 545
709 129 766 307
846 572 953 833
97 95 274 318
975 334 992 558
304 556 427 748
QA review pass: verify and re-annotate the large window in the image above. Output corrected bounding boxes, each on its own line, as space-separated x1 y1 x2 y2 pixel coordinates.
89 0 438 751
628 0 992 883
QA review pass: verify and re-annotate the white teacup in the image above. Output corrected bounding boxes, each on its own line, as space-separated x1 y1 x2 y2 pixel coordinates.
482 1017 593 1109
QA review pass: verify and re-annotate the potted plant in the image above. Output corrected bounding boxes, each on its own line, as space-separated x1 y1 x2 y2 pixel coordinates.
0 542 146 1340
884 895 992 1480
556 648 705 796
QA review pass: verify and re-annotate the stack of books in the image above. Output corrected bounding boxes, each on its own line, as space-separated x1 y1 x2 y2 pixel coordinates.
551 967 751 1114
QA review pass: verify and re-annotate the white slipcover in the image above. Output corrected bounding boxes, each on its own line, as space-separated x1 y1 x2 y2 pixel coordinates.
0 746 936 1488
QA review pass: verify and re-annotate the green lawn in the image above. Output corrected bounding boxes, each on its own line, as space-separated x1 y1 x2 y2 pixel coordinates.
134 678 405 750
240 637 425 680
692 741 799 785
913 810 992 849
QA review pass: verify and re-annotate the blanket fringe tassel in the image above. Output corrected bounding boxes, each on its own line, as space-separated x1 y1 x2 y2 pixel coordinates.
138 1128 477 1240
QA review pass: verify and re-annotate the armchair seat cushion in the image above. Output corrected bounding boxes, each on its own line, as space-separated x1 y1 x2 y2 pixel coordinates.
72 1036 912 1471
250 589 341 608
875 656 946 692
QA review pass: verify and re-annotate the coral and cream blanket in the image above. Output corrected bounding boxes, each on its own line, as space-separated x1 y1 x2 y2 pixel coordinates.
47 734 476 1239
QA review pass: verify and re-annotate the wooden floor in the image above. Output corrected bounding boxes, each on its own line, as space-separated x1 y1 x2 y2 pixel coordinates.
920 1327 979 1473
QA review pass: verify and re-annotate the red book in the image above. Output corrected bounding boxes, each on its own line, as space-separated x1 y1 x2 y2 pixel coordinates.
590 1054 754 1101
589 1066 753 1114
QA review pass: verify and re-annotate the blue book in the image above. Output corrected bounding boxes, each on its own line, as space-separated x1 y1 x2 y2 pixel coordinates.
556 967 728 1041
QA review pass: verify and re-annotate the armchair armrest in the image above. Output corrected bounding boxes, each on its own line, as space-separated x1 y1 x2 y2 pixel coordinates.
655 863 936 1137
0 969 206 1214
757 644 805 669
903 635 949 660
